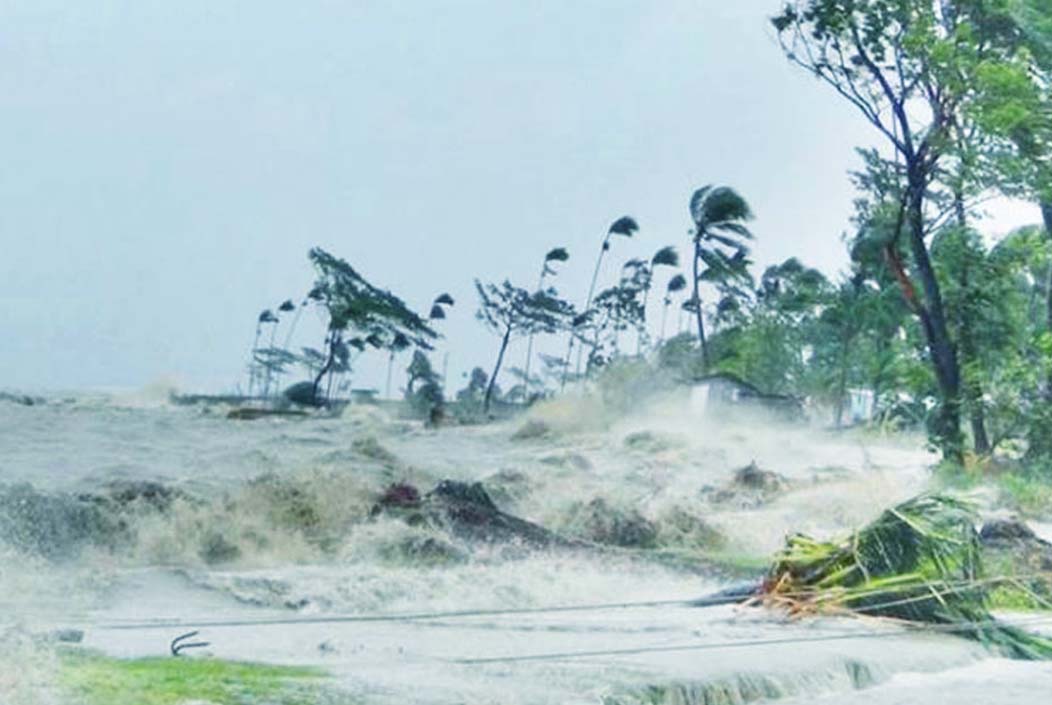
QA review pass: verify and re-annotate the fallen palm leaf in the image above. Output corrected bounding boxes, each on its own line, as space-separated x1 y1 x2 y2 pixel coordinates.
759 494 1052 659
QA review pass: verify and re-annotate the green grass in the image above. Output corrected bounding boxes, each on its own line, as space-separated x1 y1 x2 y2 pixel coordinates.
989 584 1052 612
998 473 1052 517
59 649 346 705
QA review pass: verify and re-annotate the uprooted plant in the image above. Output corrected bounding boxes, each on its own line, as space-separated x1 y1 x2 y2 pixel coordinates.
757 494 1052 660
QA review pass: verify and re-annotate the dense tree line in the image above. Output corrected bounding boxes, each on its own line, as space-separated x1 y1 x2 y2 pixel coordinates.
245 0 1052 473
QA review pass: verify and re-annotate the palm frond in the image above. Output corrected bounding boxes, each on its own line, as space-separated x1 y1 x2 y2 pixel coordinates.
762 494 1052 660
651 245 679 267
712 221 755 240
691 185 752 227
689 185 714 224
608 215 639 237
545 247 570 263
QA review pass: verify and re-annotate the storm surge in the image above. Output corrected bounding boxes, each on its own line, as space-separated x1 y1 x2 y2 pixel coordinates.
7 389 1038 705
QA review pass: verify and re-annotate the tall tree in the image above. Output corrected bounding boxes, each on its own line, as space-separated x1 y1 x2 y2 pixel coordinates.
773 0 991 461
634 246 680 354
687 185 755 368
659 273 688 344
476 280 574 412
307 248 437 404
565 216 638 383
524 247 569 399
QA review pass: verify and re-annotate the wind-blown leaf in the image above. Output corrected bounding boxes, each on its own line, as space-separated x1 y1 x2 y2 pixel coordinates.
545 247 570 263
667 273 687 293
651 246 679 267
608 215 639 237
712 222 755 241
691 186 753 228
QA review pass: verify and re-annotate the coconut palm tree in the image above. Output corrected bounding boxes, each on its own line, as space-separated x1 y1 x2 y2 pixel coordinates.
688 186 754 368
659 273 687 344
249 309 279 398
564 216 637 387
636 246 679 354
523 247 569 398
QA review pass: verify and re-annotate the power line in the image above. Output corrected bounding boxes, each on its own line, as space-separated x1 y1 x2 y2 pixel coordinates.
451 615 1052 665
90 591 748 632
85 572 1052 633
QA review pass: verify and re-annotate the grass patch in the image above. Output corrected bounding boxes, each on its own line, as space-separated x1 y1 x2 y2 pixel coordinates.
998 473 1052 517
989 584 1052 612
59 649 345 705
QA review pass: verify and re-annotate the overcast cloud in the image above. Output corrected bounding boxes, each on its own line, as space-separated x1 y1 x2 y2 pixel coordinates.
0 0 1040 394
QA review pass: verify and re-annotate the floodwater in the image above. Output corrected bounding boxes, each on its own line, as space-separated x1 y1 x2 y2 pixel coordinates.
1 388 1049 704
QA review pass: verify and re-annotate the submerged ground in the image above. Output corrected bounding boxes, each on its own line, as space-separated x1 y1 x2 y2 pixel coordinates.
1 388 1049 704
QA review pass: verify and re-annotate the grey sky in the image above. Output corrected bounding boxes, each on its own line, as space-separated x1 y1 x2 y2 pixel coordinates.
0 1 1039 395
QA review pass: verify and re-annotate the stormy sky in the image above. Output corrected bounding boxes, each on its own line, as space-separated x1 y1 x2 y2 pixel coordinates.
0 0 1040 395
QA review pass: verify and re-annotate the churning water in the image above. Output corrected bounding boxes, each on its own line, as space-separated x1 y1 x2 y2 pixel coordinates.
0 388 1047 704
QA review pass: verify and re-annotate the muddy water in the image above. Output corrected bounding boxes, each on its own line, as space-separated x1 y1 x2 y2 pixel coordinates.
1 389 1047 704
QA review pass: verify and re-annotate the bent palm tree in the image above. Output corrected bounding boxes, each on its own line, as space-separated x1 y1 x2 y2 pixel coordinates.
688 186 754 368
659 273 687 343
249 309 279 398
524 247 569 397
637 246 679 354
565 216 637 386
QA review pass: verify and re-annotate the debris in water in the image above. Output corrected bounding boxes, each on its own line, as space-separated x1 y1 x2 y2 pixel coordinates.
759 494 1052 660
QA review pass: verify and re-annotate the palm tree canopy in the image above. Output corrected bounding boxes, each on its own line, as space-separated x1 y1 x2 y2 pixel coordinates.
278 299 296 312
429 305 447 320
651 246 679 268
258 309 279 324
545 247 570 263
608 215 639 237
667 273 687 293
434 293 455 306
689 186 754 239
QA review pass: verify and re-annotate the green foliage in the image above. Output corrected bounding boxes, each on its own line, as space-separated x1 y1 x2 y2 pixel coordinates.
999 471 1052 515
59 650 337 705
765 494 1052 659
476 279 574 410
309 248 436 349
405 350 444 416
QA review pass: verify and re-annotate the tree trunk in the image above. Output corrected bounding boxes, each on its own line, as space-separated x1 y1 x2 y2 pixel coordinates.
485 326 512 413
523 267 548 399
834 332 850 428
248 326 262 397
953 189 990 455
692 241 709 369
1043 202 1052 332
559 336 574 391
312 333 337 407
574 244 609 377
385 352 395 400
1043 200 1052 392
637 286 651 356
522 333 536 399
905 178 963 463
659 300 670 345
